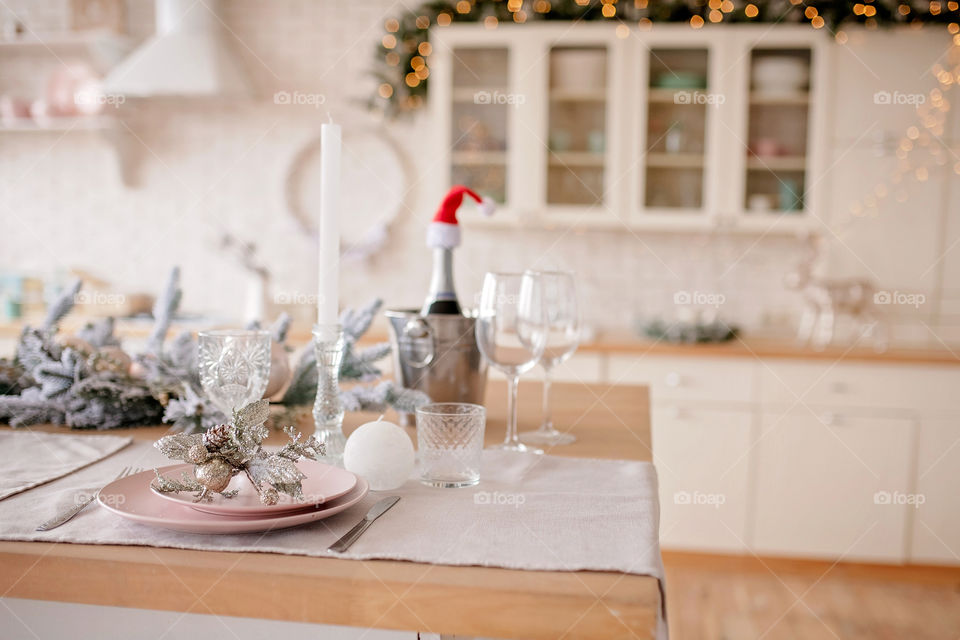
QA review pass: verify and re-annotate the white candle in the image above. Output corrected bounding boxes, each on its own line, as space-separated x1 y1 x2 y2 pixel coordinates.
318 122 341 326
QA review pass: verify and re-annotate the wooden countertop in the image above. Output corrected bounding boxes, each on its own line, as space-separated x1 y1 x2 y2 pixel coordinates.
0 380 659 639
578 331 960 365
3 317 959 365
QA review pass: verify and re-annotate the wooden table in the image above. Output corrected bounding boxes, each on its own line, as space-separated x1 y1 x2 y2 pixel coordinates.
0 380 659 639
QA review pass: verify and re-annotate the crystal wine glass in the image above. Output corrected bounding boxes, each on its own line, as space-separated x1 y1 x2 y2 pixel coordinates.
475 272 546 454
198 330 272 417
520 270 580 446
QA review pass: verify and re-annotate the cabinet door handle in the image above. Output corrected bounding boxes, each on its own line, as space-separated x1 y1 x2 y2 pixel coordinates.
664 372 683 388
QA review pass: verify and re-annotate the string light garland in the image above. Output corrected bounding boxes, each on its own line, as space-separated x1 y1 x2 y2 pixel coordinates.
369 0 960 116
839 42 958 235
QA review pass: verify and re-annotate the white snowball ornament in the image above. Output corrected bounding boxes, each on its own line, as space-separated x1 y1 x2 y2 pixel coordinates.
343 417 415 491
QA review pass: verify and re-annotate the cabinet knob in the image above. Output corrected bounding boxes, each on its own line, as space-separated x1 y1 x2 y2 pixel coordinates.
664 372 683 388
829 381 848 394
820 412 843 427
667 406 684 420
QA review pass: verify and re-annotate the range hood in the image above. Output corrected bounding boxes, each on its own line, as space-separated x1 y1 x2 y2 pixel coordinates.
103 0 250 97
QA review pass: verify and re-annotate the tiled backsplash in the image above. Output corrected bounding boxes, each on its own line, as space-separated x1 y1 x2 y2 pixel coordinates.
0 1 955 342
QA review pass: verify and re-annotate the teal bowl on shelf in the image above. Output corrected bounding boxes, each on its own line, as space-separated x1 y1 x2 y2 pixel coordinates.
653 72 707 90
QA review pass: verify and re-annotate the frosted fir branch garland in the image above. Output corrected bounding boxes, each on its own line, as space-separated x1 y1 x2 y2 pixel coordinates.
0 270 429 431
0 280 164 429
278 298 431 414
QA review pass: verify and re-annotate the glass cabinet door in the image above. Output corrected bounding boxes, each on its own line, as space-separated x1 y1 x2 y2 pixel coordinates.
642 48 710 212
743 47 812 216
450 47 509 204
546 46 608 207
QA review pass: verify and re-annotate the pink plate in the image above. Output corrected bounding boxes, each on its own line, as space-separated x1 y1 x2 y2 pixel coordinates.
150 461 357 516
99 467 369 534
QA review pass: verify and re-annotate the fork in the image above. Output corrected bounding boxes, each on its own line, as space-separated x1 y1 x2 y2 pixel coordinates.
36 466 141 532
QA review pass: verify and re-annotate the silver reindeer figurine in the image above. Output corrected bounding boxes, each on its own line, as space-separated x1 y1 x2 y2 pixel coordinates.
784 235 886 351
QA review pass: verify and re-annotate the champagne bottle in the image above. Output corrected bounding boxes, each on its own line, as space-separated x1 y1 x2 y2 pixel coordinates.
421 247 462 315
422 185 494 315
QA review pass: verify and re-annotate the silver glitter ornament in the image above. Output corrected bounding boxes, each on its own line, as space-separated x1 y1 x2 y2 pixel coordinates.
194 457 233 493
260 486 279 506
153 399 326 504
187 443 210 464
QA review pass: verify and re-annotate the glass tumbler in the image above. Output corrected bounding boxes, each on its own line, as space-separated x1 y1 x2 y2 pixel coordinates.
416 403 486 488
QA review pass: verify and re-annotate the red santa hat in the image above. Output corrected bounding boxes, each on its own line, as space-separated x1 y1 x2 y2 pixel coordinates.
426 185 495 250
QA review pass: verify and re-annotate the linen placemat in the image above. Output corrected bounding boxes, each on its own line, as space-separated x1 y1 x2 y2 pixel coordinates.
0 431 131 501
0 440 666 637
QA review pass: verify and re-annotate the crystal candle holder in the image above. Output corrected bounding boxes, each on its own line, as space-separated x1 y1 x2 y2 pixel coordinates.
312 324 346 462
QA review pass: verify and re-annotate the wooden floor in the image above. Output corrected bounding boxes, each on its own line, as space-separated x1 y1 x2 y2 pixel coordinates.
662 552 960 640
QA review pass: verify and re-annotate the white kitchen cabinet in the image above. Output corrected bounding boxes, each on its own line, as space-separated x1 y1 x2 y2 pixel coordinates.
429 28 517 220
430 24 830 232
571 351 958 562
653 405 755 552
725 28 831 232
607 354 755 405
629 30 727 228
752 410 915 562
757 360 960 413
430 23 628 226
541 30 629 220
911 417 960 565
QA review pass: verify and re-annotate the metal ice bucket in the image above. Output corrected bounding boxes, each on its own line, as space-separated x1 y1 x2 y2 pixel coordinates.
386 309 488 425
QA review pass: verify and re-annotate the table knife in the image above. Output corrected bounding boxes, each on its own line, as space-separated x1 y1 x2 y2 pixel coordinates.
328 496 400 553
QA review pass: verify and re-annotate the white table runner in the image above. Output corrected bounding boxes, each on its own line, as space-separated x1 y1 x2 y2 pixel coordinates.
0 431 131 501
0 439 667 637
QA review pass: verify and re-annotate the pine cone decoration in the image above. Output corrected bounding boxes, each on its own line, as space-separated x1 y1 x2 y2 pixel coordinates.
203 423 233 451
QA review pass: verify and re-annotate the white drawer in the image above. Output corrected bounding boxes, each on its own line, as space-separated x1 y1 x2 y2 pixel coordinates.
486 352 602 383
911 417 960 565
653 406 754 552
752 410 915 562
758 361 960 412
552 353 603 384
607 355 756 404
